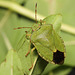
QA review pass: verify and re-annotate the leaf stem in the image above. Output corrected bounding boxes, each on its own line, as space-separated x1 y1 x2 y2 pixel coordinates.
61 24 75 35
0 1 75 35
65 41 75 46
0 1 44 21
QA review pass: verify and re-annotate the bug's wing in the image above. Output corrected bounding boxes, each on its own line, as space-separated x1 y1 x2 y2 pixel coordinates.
52 30 65 53
52 30 65 64
31 25 55 63
33 41 53 63
31 25 55 50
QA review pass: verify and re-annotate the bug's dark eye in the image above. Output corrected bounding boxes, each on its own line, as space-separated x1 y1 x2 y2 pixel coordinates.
53 50 65 64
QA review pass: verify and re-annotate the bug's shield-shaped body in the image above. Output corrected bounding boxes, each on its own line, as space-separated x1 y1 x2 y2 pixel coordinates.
31 25 65 64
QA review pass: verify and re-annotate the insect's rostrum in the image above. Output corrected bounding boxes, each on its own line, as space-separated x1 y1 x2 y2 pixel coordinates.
53 50 65 64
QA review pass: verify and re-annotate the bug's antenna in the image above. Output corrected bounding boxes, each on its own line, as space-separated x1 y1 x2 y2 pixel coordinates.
35 3 37 24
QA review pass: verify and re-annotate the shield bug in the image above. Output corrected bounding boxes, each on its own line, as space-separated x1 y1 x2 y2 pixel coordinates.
14 3 65 70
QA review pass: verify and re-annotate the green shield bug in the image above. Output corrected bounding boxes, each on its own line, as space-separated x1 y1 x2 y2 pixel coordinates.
14 3 65 70
31 24 65 64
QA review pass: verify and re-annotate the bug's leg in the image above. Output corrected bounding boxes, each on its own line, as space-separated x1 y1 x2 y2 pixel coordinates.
26 37 33 71
25 31 28 39
29 64 33 71
25 31 31 57
28 47 36 71
25 31 31 39
28 36 36 71
25 29 35 57
40 19 46 25
14 27 32 30
40 19 43 25
25 45 36 57
25 51 30 57
35 3 37 24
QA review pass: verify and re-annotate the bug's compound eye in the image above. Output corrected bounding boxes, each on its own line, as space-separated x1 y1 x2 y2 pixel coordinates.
53 50 65 64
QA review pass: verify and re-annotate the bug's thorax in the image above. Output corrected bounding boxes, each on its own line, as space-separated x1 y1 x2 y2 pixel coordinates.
32 20 46 31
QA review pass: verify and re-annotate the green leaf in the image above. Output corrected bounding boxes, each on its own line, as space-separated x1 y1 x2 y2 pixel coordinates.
0 0 75 75
42 64 58 75
42 64 72 75
49 65 72 75
0 49 23 75
64 45 75 66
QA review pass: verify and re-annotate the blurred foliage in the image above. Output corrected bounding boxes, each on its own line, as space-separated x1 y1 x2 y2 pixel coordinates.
0 0 75 75
0 49 24 75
